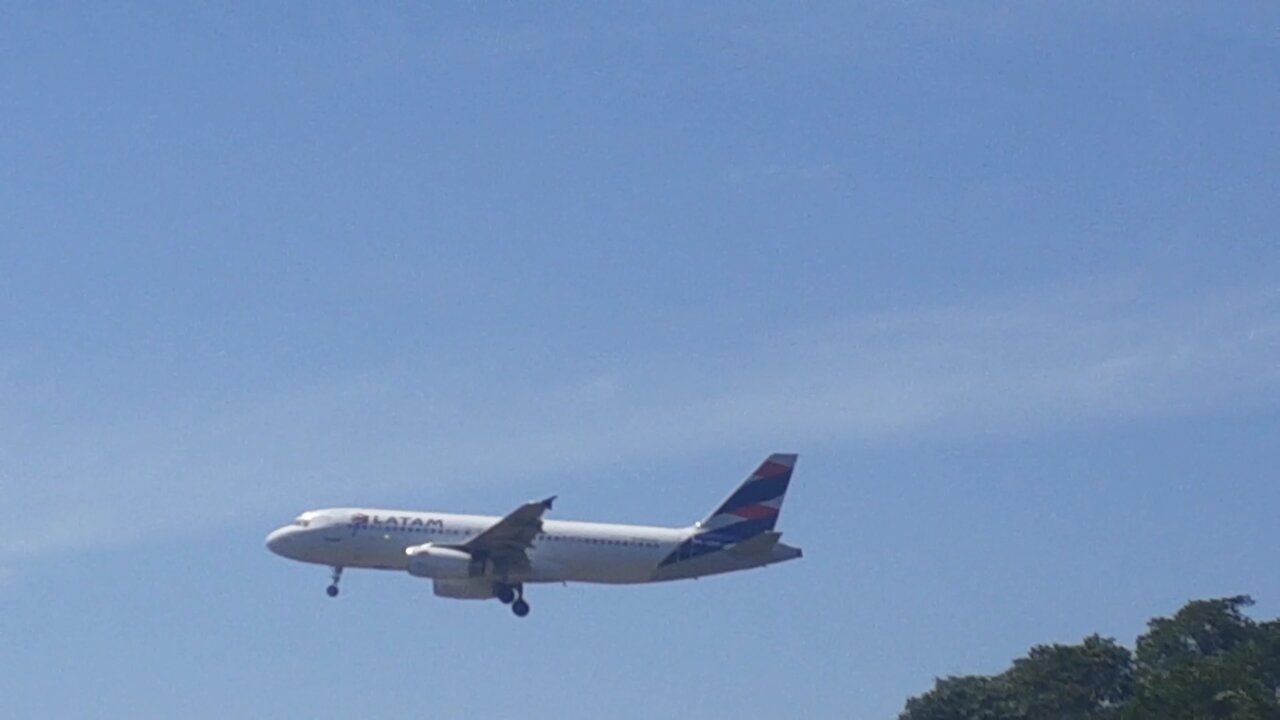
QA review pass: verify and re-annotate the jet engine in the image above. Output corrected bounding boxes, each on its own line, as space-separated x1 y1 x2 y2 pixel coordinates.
405 544 481 580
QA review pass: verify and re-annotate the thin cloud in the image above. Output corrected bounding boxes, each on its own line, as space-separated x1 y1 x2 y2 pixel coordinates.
1 280 1275 561
525 281 1278 453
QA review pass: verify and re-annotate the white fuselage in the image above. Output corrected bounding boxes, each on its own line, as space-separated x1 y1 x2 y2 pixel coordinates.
266 507 800 586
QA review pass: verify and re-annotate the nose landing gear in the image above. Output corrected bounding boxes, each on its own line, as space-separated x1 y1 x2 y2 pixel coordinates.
326 566 343 597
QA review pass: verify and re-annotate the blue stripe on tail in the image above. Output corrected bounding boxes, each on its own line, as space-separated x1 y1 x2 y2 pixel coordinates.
701 453 797 533
715 475 791 515
660 453 798 568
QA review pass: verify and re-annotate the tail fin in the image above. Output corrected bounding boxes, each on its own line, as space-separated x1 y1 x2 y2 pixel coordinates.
696 453 797 543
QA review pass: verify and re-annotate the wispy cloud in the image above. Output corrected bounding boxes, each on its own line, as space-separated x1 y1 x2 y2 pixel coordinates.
506 280 1278 455
2 279 1276 561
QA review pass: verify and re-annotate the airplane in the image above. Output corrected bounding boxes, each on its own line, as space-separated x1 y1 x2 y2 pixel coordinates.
265 453 803 618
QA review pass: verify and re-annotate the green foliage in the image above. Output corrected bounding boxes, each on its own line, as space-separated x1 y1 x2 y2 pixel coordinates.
1125 596 1280 720
901 597 1280 720
1006 635 1132 720
900 675 1017 720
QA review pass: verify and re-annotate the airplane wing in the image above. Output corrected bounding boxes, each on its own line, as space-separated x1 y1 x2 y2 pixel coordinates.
464 496 556 573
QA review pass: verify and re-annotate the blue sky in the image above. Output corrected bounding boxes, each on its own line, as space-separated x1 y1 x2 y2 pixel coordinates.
2 3 1278 718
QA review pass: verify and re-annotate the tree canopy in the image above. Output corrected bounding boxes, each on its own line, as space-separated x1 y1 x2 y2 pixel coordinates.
901 596 1280 720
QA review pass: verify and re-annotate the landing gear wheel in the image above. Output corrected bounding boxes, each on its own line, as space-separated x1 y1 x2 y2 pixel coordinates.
326 584 339 598
496 585 516 605
511 599 530 617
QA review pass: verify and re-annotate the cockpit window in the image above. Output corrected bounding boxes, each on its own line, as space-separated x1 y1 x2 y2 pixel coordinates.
293 517 311 527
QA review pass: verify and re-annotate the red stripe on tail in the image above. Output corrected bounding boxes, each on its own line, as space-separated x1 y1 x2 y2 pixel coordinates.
732 504 780 520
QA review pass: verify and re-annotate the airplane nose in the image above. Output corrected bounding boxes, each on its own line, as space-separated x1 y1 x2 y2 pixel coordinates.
265 527 293 556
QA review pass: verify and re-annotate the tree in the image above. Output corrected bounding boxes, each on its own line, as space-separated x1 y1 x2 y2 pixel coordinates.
900 597 1280 720
1005 635 1132 719
900 675 1017 720
900 636 1131 720
1124 596 1280 720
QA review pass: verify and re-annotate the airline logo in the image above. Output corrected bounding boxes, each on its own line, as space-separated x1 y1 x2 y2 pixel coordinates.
702 455 793 537
351 513 444 529
660 454 796 567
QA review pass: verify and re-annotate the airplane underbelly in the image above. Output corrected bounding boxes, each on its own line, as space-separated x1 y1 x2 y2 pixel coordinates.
531 545 661 584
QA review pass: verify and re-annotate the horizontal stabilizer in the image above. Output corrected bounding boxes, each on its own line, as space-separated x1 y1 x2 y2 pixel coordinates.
728 531 782 556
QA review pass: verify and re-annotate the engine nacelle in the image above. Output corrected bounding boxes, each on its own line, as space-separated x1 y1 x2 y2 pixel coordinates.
432 578 499 600
405 545 480 580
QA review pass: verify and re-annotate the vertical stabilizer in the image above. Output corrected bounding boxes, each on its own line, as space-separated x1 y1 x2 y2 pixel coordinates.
697 453 797 543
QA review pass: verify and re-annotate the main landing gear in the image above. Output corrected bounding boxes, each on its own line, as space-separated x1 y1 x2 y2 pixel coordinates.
495 582 530 618
512 597 530 618
326 566 343 598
